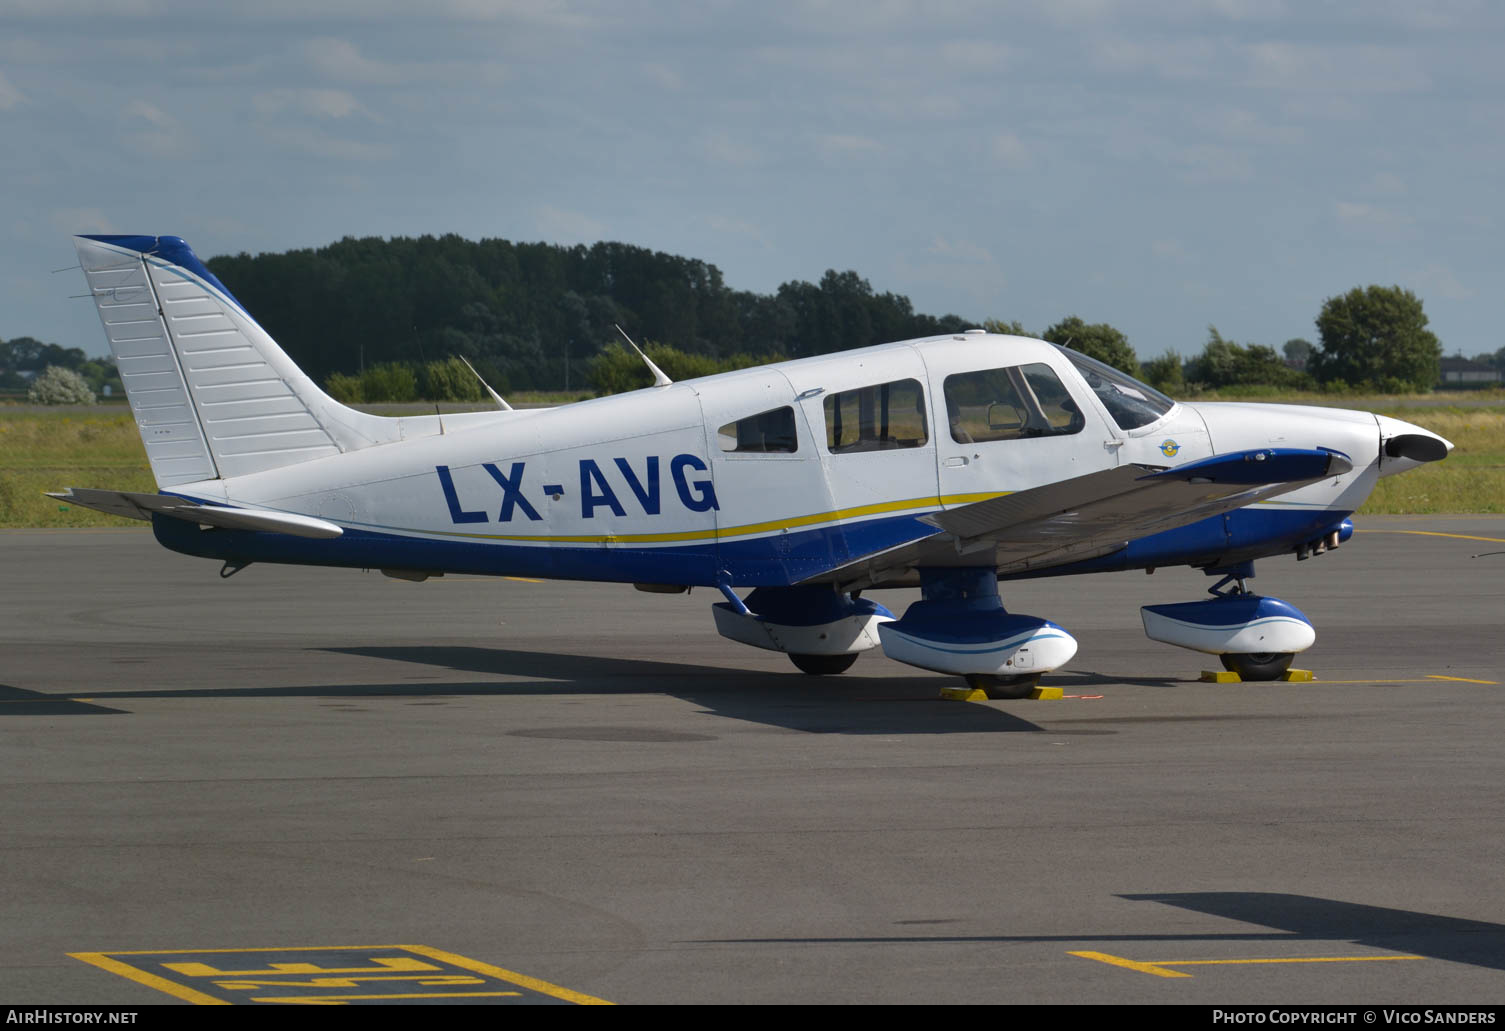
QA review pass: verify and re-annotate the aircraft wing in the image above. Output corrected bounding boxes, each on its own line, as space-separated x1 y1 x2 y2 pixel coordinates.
808 447 1351 589
48 488 343 539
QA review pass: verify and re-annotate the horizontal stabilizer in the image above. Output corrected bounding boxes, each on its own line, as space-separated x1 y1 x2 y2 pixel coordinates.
48 488 343 539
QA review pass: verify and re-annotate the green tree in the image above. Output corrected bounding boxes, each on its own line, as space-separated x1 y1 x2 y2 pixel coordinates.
1311 286 1441 393
1283 338 1314 369
27 365 95 404
982 318 1028 336
1186 326 1312 390
1041 316 1139 376
420 357 485 402
1141 349 1186 394
359 362 418 402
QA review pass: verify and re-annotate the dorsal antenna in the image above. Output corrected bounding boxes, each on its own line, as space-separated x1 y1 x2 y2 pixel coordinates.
614 324 672 388
456 355 513 411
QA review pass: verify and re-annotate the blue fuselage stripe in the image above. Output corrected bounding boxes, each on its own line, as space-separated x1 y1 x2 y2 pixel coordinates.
151 505 1353 587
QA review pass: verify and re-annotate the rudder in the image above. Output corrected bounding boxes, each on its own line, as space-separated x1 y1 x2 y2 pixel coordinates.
74 234 393 487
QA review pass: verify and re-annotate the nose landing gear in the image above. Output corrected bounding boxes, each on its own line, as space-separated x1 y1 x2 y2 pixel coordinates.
1141 562 1315 681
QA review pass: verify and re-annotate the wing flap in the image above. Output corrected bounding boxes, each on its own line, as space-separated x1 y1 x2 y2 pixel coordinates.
807 447 1351 588
48 488 343 539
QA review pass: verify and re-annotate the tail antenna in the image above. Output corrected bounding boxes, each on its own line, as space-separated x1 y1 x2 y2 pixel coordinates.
614 324 673 388
456 355 513 411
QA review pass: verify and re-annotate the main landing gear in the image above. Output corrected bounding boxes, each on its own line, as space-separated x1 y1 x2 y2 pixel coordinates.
1141 562 1315 681
876 568 1078 691
711 572 1079 693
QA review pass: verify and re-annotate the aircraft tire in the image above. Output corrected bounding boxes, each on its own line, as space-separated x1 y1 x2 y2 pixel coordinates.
1219 652 1295 681
964 673 1041 699
789 652 859 676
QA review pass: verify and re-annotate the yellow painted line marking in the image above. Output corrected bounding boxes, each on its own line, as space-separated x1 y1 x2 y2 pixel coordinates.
164 957 438 977
251 991 523 1004
1308 677 1500 685
401 944 614 1005
502 576 544 583
215 975 483 988
1427 675 1499 684
76 945 411 954
1355 529 1505 544
1152 955 1424 966
1071 950 1425 979
69 952 230 1005
73 944 610 1006
1068 951 1190 978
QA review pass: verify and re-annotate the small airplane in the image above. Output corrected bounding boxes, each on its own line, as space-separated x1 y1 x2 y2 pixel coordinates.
54 234 1452 696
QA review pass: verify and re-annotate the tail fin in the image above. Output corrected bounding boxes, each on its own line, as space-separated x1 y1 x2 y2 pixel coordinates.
74 234 397 487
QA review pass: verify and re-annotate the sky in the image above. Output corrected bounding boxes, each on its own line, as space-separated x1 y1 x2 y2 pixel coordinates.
2 0 1501 362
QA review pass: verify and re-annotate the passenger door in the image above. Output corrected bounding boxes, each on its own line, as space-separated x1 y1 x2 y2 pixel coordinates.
921 347 1116 508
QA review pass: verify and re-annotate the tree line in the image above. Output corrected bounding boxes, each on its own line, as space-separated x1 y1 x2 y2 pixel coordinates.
203 235 975 396
6 234 1493 404
0 337 121 396
203 237 1472 397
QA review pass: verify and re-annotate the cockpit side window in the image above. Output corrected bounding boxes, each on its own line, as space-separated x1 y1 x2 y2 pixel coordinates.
1056 345 1175 431
718 406 798 453
716 403 800 451
823 378 928 453
944 363 1084 443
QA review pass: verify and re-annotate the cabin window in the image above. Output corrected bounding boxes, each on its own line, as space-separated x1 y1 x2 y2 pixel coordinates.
823 378 928 453
1056 346 1174 430
718 406 799 453
943 363 1084 443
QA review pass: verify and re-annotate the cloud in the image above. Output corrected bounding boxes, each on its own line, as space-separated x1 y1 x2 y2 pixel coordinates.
700 131 767 167
926 236 998 266
1245 42 1431 94
0 0 165 14
1204 107 1304 146
1334 200 1413 228
533 204 604 243
1091 34 1221 80
707 215 771 248
1415 262 1473 301
990 132 1033 169
121 99 193 157
0 69 22 110
1361 171 1406 197
641 63 681 90
260 125 394 160
300 38 409 85
2 0 596 24
1174 143 1253 183
937 40 1014 68
815 134 882 161
50 208 117 235
253 88 368 119
895 235 1007 306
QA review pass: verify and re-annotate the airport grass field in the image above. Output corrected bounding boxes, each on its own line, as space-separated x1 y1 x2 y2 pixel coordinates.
2 400 1502 528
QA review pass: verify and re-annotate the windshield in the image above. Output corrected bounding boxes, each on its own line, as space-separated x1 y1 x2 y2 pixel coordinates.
1055 345 1175 431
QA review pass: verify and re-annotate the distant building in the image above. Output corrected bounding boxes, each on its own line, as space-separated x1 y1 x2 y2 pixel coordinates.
1439 357 1502 387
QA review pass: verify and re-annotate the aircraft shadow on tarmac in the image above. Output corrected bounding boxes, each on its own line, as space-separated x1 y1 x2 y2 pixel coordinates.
1 646 1065 735
702 892 1505 972
322 645 1050 735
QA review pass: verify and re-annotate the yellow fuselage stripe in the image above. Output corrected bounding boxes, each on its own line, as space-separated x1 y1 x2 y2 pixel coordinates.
411 491 1007 546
